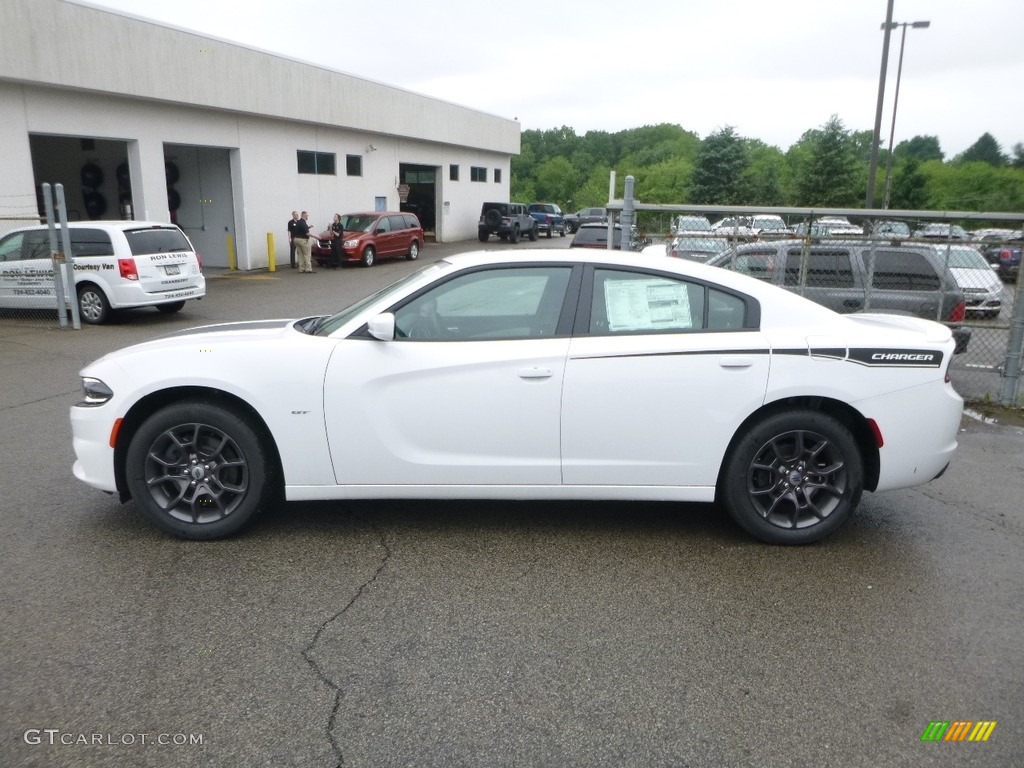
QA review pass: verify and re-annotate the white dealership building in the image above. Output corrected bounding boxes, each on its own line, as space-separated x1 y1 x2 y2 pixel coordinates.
0 0 519 268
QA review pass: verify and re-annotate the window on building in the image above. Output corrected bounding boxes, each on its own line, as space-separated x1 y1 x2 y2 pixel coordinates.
494 168 502 183
297 151 336 175
450 164 459 181
471 166 487 182
346 154 363 176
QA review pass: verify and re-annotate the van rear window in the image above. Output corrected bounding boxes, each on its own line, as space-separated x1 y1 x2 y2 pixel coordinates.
125 228 191 255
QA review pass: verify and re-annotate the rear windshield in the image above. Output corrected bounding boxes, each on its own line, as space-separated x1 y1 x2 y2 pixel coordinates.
572 227 621 248
124 227 192 255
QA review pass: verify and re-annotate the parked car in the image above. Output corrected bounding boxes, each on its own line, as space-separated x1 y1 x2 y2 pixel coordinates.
709 239 972 353
312 212 423 268
973 228 1022 280
750 215 790 238
666 235 732 262
0 221 205 324
672 215 713 235
570 222 622 250
871 221 912 239
527 203 567 238
477 202 538 243
566 207 607 234
914 223 969 241
793 217 862 237
939 244 1003 319
70 248 963 545
711 217 755 239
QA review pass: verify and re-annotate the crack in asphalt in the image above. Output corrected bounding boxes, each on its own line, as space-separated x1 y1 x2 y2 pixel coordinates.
301 513 392 767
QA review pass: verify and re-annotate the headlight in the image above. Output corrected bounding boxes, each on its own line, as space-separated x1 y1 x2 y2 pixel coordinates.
80 377 113 406
343 238 360 248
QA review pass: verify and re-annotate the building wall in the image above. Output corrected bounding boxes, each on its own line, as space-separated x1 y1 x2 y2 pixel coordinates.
0 0 519 266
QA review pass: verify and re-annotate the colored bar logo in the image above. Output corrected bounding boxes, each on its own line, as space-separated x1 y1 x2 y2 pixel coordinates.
921 721 997 742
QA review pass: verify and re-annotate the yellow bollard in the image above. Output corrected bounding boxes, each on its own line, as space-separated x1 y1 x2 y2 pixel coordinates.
226 234 237 271
266 233 276 272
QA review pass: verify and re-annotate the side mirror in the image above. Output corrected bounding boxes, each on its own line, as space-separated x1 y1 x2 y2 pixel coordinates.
367 313 396 341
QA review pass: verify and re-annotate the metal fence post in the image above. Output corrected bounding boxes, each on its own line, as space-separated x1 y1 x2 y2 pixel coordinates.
54 184 81 329
41 184 67 329
999 271 1024 406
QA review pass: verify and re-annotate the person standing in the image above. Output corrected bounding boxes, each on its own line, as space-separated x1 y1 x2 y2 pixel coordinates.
287 211 300 269
293 211 314 273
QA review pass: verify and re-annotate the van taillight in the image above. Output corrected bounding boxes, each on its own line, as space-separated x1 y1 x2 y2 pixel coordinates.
1000 248 1012 263
949 300 966 323
196 252 203 271
117 258 139 280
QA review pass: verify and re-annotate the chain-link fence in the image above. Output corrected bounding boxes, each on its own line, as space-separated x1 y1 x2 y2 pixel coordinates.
0 213 60 328
617 203 1024 407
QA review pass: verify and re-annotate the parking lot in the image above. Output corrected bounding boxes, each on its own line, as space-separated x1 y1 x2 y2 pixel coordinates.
2 236 1022 767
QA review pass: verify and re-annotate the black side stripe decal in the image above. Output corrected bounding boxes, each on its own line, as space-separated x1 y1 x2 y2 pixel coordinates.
571 347 943 367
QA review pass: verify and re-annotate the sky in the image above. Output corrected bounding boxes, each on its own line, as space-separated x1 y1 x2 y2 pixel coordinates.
80 0 1024 159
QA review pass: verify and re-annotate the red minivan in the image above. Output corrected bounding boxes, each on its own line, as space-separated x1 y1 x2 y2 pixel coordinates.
313 211 424 268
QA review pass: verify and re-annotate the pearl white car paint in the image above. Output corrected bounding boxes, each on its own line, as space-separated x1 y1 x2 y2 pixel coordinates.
70 249 963 543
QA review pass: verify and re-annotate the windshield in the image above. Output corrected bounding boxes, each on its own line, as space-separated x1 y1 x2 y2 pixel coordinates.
943 246 991 270
339 214 378 232
311 261 450 336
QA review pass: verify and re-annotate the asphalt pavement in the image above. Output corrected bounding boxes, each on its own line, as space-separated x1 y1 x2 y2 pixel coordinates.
1 234 1021 767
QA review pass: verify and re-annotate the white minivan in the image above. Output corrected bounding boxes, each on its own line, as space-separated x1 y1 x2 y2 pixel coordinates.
0 221 205 324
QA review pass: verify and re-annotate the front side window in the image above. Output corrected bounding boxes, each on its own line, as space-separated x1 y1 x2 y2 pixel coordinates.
589 269 748 334
784 250 855 288
394 266 572 341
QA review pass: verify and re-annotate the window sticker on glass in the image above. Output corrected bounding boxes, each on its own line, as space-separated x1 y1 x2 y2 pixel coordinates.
604 279 693 332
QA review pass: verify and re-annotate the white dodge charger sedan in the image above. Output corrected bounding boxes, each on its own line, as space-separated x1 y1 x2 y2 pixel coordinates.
70 250 963 544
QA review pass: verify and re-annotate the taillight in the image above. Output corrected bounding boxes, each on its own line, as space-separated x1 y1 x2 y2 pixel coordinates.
999 248 1012 263
949 300 966 323
117 258 139 280
196 252 203 271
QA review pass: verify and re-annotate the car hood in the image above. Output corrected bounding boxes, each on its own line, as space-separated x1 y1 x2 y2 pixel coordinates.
949 266 1002 290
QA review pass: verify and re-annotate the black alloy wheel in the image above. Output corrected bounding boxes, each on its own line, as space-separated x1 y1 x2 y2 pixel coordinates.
125 401 271 539
720 410 863 544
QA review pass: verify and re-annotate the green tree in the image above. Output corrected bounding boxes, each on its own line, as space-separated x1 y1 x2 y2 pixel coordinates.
1011 142 1024 169
689 126 749 204
888 158 928 210
790 115 860 206
743 140 788 205
955 133 1008 166
894 135 944 162
533 156 579 209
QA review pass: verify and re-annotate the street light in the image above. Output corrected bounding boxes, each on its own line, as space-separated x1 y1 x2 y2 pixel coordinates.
881 20 930 209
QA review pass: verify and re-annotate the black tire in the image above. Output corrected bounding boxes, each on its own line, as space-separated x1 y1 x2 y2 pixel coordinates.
528 224 538 242
156 301 186 314
125 401 271 540
77 283 111 324
509 226 520 244
407 240 420 260
478 229 490 243
484 208 502 228
719 410 863 544
361 246 376 267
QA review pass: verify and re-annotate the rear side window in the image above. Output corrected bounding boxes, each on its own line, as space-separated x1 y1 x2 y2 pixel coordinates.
784 250 855 288
124 227 192 256
403 214 419 229
721 249 777 281
388 215 407 231
70 229 114 257
870 249 941 291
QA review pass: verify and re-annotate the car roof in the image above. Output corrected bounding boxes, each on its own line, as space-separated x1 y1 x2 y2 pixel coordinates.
12 220 180 232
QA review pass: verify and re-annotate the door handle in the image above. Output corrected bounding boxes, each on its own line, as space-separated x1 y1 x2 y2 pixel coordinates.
842 299 862 308
719 356 754 368
518 367 553 379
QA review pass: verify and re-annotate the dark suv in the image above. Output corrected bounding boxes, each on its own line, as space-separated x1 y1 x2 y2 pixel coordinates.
477 202 538 243
709 239 972 353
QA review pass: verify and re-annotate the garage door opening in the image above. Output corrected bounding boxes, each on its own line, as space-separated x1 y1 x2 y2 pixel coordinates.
29 135 131 221
163 144 236 268
399 164 437 242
